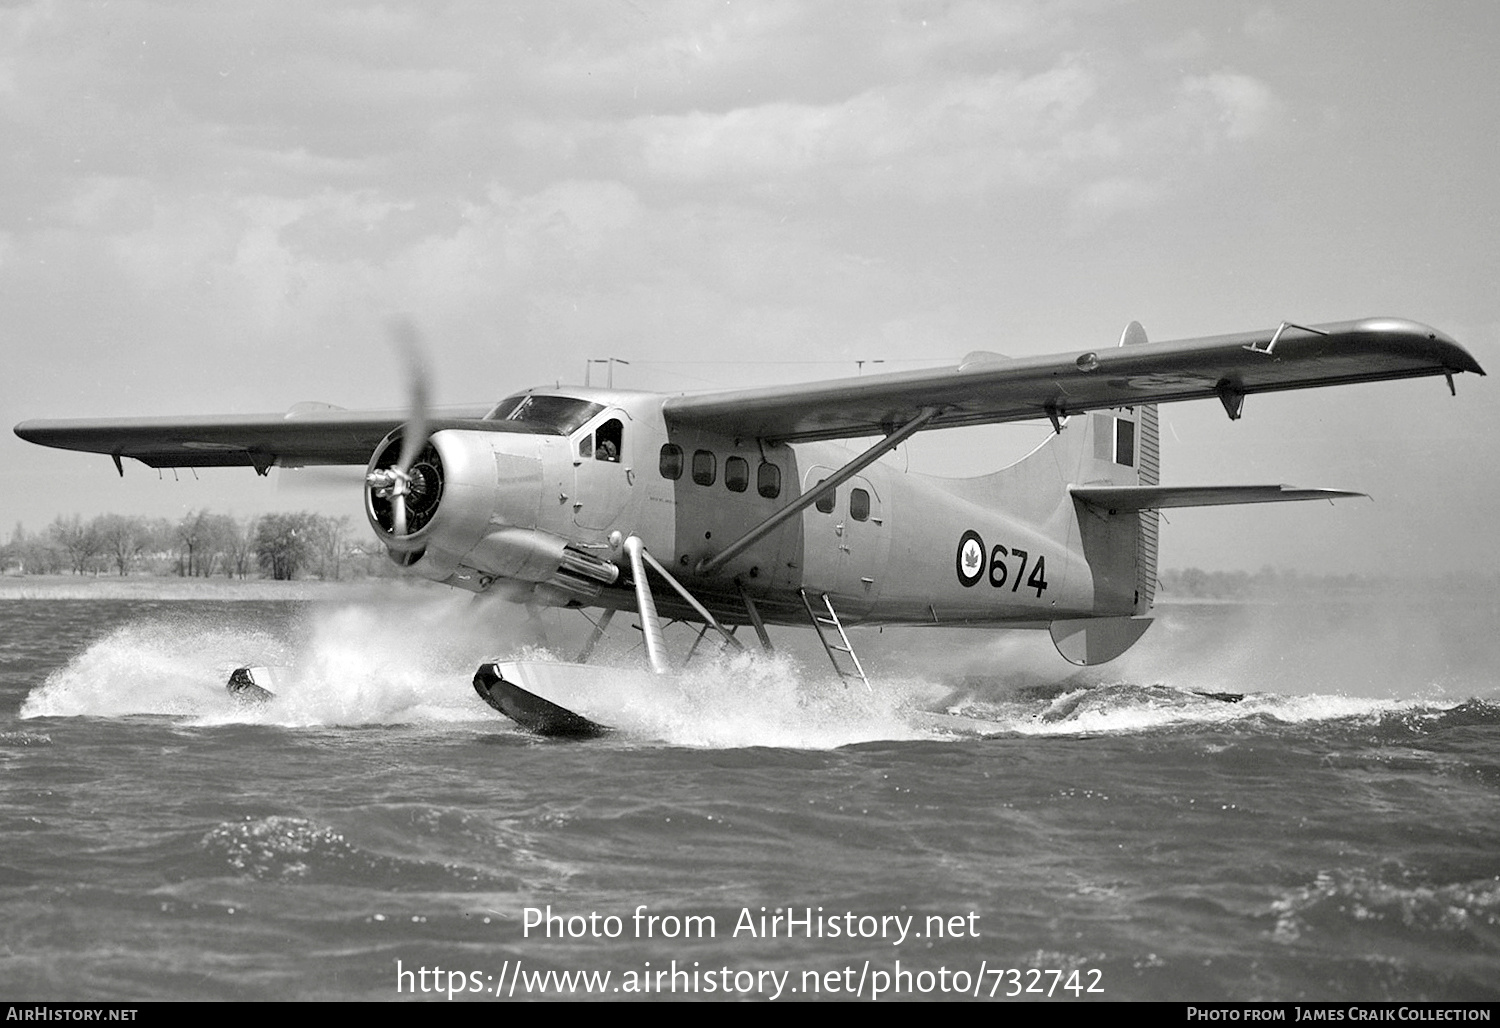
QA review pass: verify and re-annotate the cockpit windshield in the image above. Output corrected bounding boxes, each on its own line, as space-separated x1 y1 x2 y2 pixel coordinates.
484 394 604 436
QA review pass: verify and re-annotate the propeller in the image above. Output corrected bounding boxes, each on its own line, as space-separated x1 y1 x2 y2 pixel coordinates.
366 316 434 547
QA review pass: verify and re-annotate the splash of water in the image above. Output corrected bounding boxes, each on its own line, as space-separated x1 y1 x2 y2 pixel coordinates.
16 595 962 746
20 595 527 725
20 596 1480 747
560 648 938 749
20 615 291 719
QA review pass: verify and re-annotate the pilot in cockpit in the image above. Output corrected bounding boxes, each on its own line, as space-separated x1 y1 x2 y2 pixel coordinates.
593 418 623 462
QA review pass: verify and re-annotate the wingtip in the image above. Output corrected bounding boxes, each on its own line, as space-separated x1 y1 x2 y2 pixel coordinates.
1431 327 1485 376
1353 317 1486 377
1448 351 1484 376
1386 318 1484 376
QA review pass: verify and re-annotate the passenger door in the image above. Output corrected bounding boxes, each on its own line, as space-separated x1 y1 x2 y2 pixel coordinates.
800 466 888 614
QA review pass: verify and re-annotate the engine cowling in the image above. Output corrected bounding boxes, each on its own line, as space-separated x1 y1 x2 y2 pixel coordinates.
363 428 618 601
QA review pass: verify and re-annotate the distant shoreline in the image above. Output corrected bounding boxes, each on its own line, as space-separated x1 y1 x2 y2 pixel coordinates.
0 574 445 601
0 574 1476 607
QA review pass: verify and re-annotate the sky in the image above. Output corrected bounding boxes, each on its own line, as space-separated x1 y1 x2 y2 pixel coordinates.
1 0 1496 576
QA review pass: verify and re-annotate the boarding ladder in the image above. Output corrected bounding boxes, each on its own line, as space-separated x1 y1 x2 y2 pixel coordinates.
799 590 870 690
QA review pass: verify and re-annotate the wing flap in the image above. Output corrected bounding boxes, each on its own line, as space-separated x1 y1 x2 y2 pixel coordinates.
662 317 1482 443
1070 485 1368 512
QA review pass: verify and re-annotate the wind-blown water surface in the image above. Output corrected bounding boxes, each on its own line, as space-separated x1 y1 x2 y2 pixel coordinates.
2 592 1496 1001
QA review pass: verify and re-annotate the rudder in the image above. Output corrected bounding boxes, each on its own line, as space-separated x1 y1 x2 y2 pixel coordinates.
1135 401 1159 615
1122 320 1159 617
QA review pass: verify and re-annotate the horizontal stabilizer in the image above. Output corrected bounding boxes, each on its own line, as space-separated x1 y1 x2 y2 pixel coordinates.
1070 484 1367 512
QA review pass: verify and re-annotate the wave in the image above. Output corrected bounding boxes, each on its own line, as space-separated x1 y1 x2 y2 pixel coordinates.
1271 867 1500 950
198 815 511 891
929 679 1497 740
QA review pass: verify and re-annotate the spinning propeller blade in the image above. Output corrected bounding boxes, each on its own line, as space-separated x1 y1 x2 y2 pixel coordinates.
380 316 433 545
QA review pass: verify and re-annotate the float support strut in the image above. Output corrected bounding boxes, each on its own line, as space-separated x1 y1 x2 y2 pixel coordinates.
574 608 615 664
623 537 670 674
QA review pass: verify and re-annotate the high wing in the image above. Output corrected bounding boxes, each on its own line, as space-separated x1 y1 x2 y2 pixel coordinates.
662 317 1483 443
13 404 493 473
13 317 1484 470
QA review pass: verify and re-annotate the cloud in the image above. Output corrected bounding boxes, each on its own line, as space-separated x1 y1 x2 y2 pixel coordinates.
1069 176 1163 227
1180 71 1278 144
628 65 1096 197
520 0 1051 113
0 0 1293 393
1242 6 1285 43
616 58 1278 212
1 0 1284 245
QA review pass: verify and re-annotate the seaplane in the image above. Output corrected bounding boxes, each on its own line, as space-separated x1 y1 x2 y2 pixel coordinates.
14 317 1484 735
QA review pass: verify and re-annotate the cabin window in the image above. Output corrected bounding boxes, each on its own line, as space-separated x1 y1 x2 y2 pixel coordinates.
594 418 622 462
724 456 749 493
577 434 592 460
659 444 683 480
692 449 717 486
850 487 870 522
757 461 781 499
814 480 834 514
1115 418 1135 467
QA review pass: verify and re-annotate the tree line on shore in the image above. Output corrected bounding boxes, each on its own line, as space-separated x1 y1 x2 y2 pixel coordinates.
5 515 1487 593
1 510 400 581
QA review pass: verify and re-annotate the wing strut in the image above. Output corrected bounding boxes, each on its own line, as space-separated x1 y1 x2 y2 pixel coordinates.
694 407 939 577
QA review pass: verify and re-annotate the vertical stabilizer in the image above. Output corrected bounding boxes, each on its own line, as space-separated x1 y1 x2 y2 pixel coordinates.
1049 323 1160 664
1069 322 1161 618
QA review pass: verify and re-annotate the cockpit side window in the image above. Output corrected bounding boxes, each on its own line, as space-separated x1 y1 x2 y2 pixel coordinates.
594 418 622 462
